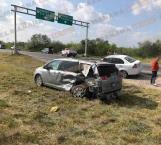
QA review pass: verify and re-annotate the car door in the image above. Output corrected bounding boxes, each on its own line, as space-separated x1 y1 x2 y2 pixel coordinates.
43 60 63 87
57 61 80 91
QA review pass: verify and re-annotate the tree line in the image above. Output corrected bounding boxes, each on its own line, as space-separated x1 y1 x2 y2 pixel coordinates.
1 34 161 58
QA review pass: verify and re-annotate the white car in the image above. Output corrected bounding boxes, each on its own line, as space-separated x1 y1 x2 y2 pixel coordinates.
41 48 54 54
102 55 142 78
61 48 77 57
41 48 49 54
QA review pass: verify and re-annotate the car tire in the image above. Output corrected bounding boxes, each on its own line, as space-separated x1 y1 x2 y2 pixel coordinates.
71 84 87 98
120 70 128 78
73 54 77 57
35 74 43 87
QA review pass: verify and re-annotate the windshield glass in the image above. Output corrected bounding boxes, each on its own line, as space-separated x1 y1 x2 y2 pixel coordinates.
125 56 136 63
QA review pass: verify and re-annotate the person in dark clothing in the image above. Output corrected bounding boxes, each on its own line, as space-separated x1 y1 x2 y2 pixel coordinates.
151 57 160 86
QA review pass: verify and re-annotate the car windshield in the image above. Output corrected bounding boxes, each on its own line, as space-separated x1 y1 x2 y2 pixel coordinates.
97 65 118 77
125 56 136 63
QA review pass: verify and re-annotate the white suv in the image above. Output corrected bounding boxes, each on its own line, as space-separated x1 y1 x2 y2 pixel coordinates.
103 55 142 78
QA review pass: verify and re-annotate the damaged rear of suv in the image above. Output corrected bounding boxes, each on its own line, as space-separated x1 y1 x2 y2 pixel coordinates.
34 58 122 99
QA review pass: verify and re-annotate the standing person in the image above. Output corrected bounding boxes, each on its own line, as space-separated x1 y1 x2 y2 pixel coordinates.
151 57 160 86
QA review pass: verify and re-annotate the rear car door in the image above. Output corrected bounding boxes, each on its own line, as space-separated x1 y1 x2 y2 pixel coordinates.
109 58 124 70
103 57 125 70
57 61 80 91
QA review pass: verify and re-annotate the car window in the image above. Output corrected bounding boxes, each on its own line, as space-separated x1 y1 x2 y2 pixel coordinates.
125 56 136 63
111 58 124 64
103 58 112 63
97 65 118 77
46 60 62 70
58 61 80 73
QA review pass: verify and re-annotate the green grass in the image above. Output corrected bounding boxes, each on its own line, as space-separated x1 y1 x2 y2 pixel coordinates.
1 53 161 145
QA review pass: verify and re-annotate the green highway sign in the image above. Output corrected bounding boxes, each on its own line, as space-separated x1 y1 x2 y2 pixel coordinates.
36 7 55 22
58 13 73 26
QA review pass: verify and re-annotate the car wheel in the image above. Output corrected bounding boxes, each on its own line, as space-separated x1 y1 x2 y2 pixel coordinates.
73 54 77 57
71 84 87 98
120 70 128 78
35 74 43 87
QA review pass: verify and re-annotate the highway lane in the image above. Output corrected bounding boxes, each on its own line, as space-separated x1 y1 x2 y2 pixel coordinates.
20 51 155 74
0 49 158 75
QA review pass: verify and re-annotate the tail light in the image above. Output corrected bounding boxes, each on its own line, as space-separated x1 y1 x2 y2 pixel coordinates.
133 64 137 69
100 76 108 80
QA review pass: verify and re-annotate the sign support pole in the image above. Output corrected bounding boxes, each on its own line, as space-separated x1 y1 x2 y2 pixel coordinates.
14 5 18 54
85 24 89 57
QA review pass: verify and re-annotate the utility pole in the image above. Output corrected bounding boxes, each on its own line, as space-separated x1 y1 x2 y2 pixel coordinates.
84 24 89 57
14 5 18 54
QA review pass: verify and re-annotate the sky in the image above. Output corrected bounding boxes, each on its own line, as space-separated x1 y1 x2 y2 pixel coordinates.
0 0 161 47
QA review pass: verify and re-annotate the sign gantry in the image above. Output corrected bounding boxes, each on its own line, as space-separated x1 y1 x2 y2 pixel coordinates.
11 4 89 56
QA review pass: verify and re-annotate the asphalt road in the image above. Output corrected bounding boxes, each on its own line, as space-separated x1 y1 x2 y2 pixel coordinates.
0 49 157 75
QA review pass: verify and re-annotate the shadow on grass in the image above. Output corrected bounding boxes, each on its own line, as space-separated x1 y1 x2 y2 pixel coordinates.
0 131 39 145
92 83 158 109
127 73 151 81
42 85 158 110
104 93 158 110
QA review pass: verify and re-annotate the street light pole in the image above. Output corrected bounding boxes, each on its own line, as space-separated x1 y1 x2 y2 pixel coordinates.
84 24 89 57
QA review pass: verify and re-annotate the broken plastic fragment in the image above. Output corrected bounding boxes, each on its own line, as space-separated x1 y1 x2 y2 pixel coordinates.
27 90 32 93
50 106 59 112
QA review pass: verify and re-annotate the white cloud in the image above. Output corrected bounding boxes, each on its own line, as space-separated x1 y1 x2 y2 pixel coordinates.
34 0 74 13
0 0 8 8
0 0 144 47
74 3 110 23
93 23 132 40
34 0 110 24
106 31 150 47
0 0 112 41
131 0 161 15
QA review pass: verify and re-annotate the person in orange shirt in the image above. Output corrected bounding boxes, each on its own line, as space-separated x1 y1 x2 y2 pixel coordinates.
151 57 160 86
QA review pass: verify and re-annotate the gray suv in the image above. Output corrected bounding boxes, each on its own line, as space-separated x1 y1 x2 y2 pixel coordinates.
34 58 122 98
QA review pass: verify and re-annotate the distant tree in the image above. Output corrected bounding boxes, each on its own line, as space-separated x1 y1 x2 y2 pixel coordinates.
50 41 65 53
152 40 161 56
80 38 115 56
27 34 51 51
66 42 82 53
138 41 152 57
24 34 161 58
17 42 27 50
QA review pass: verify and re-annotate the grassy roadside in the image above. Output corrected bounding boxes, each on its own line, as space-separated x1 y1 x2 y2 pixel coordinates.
1 53 161 145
